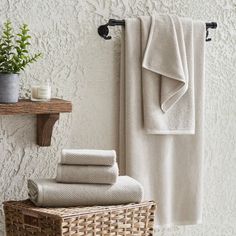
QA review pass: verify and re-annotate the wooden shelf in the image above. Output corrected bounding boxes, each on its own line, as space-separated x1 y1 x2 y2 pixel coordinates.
0 99 72 147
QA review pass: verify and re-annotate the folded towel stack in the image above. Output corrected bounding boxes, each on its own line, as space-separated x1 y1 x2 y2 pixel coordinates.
56 149 119 184
28 149 144 207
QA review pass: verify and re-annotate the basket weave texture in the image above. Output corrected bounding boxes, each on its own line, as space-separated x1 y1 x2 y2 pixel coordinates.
4 200 156 236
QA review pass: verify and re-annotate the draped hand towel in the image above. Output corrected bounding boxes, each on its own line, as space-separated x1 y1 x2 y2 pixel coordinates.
141 15 195 134
119 15 205 225
61 149 116 166
28 176 144 207
56 163 119 184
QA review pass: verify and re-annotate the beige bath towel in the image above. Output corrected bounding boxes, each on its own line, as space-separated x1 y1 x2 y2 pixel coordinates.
61 149 116 166
119 15 205 225
56 163 119 184
28 176 144 207
141 15 195 134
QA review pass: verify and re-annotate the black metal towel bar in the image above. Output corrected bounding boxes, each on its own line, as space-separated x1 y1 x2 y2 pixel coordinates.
98 19 217 41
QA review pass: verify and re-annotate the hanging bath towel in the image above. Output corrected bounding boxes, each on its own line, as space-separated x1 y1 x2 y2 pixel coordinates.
142 15 195 134
119 15 205 226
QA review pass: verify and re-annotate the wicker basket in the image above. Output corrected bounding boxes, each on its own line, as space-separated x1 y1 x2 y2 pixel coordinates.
4 200 156 236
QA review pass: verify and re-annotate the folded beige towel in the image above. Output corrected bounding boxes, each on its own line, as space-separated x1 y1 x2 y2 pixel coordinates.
61 149 116 166
28 176 144 207
141 15 196 134
56 163 119 184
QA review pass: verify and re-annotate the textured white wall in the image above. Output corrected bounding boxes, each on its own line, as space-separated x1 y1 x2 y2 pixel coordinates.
0 0 235 235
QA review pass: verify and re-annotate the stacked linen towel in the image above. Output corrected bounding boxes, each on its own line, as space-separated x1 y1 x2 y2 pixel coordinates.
56 149 119 184
28 149 144 207
28 176 143 207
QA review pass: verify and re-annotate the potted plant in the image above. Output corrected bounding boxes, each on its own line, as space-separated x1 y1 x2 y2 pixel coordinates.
0 20 41 103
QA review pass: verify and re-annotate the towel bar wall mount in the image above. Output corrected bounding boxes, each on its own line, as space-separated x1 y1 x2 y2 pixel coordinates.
98 19 217 41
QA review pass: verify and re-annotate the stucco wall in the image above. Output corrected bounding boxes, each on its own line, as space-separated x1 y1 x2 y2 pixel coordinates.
0 0 235 235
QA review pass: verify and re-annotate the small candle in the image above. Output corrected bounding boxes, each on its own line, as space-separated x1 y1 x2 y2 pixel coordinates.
31 86 39 99
37 85 51 99
31 83 51 101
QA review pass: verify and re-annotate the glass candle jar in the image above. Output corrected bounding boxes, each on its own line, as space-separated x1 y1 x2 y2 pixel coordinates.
31 83 51 101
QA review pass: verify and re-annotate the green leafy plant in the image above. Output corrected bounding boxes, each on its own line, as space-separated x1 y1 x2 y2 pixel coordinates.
0 20 42 74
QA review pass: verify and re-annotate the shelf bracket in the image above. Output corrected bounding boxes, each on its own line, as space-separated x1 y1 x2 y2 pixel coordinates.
0 99 72 147
37 113 60 147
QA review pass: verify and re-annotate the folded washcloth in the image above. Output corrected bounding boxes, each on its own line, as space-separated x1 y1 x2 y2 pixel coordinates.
61 149 116 166
28 176 144 207
56 163 119 184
